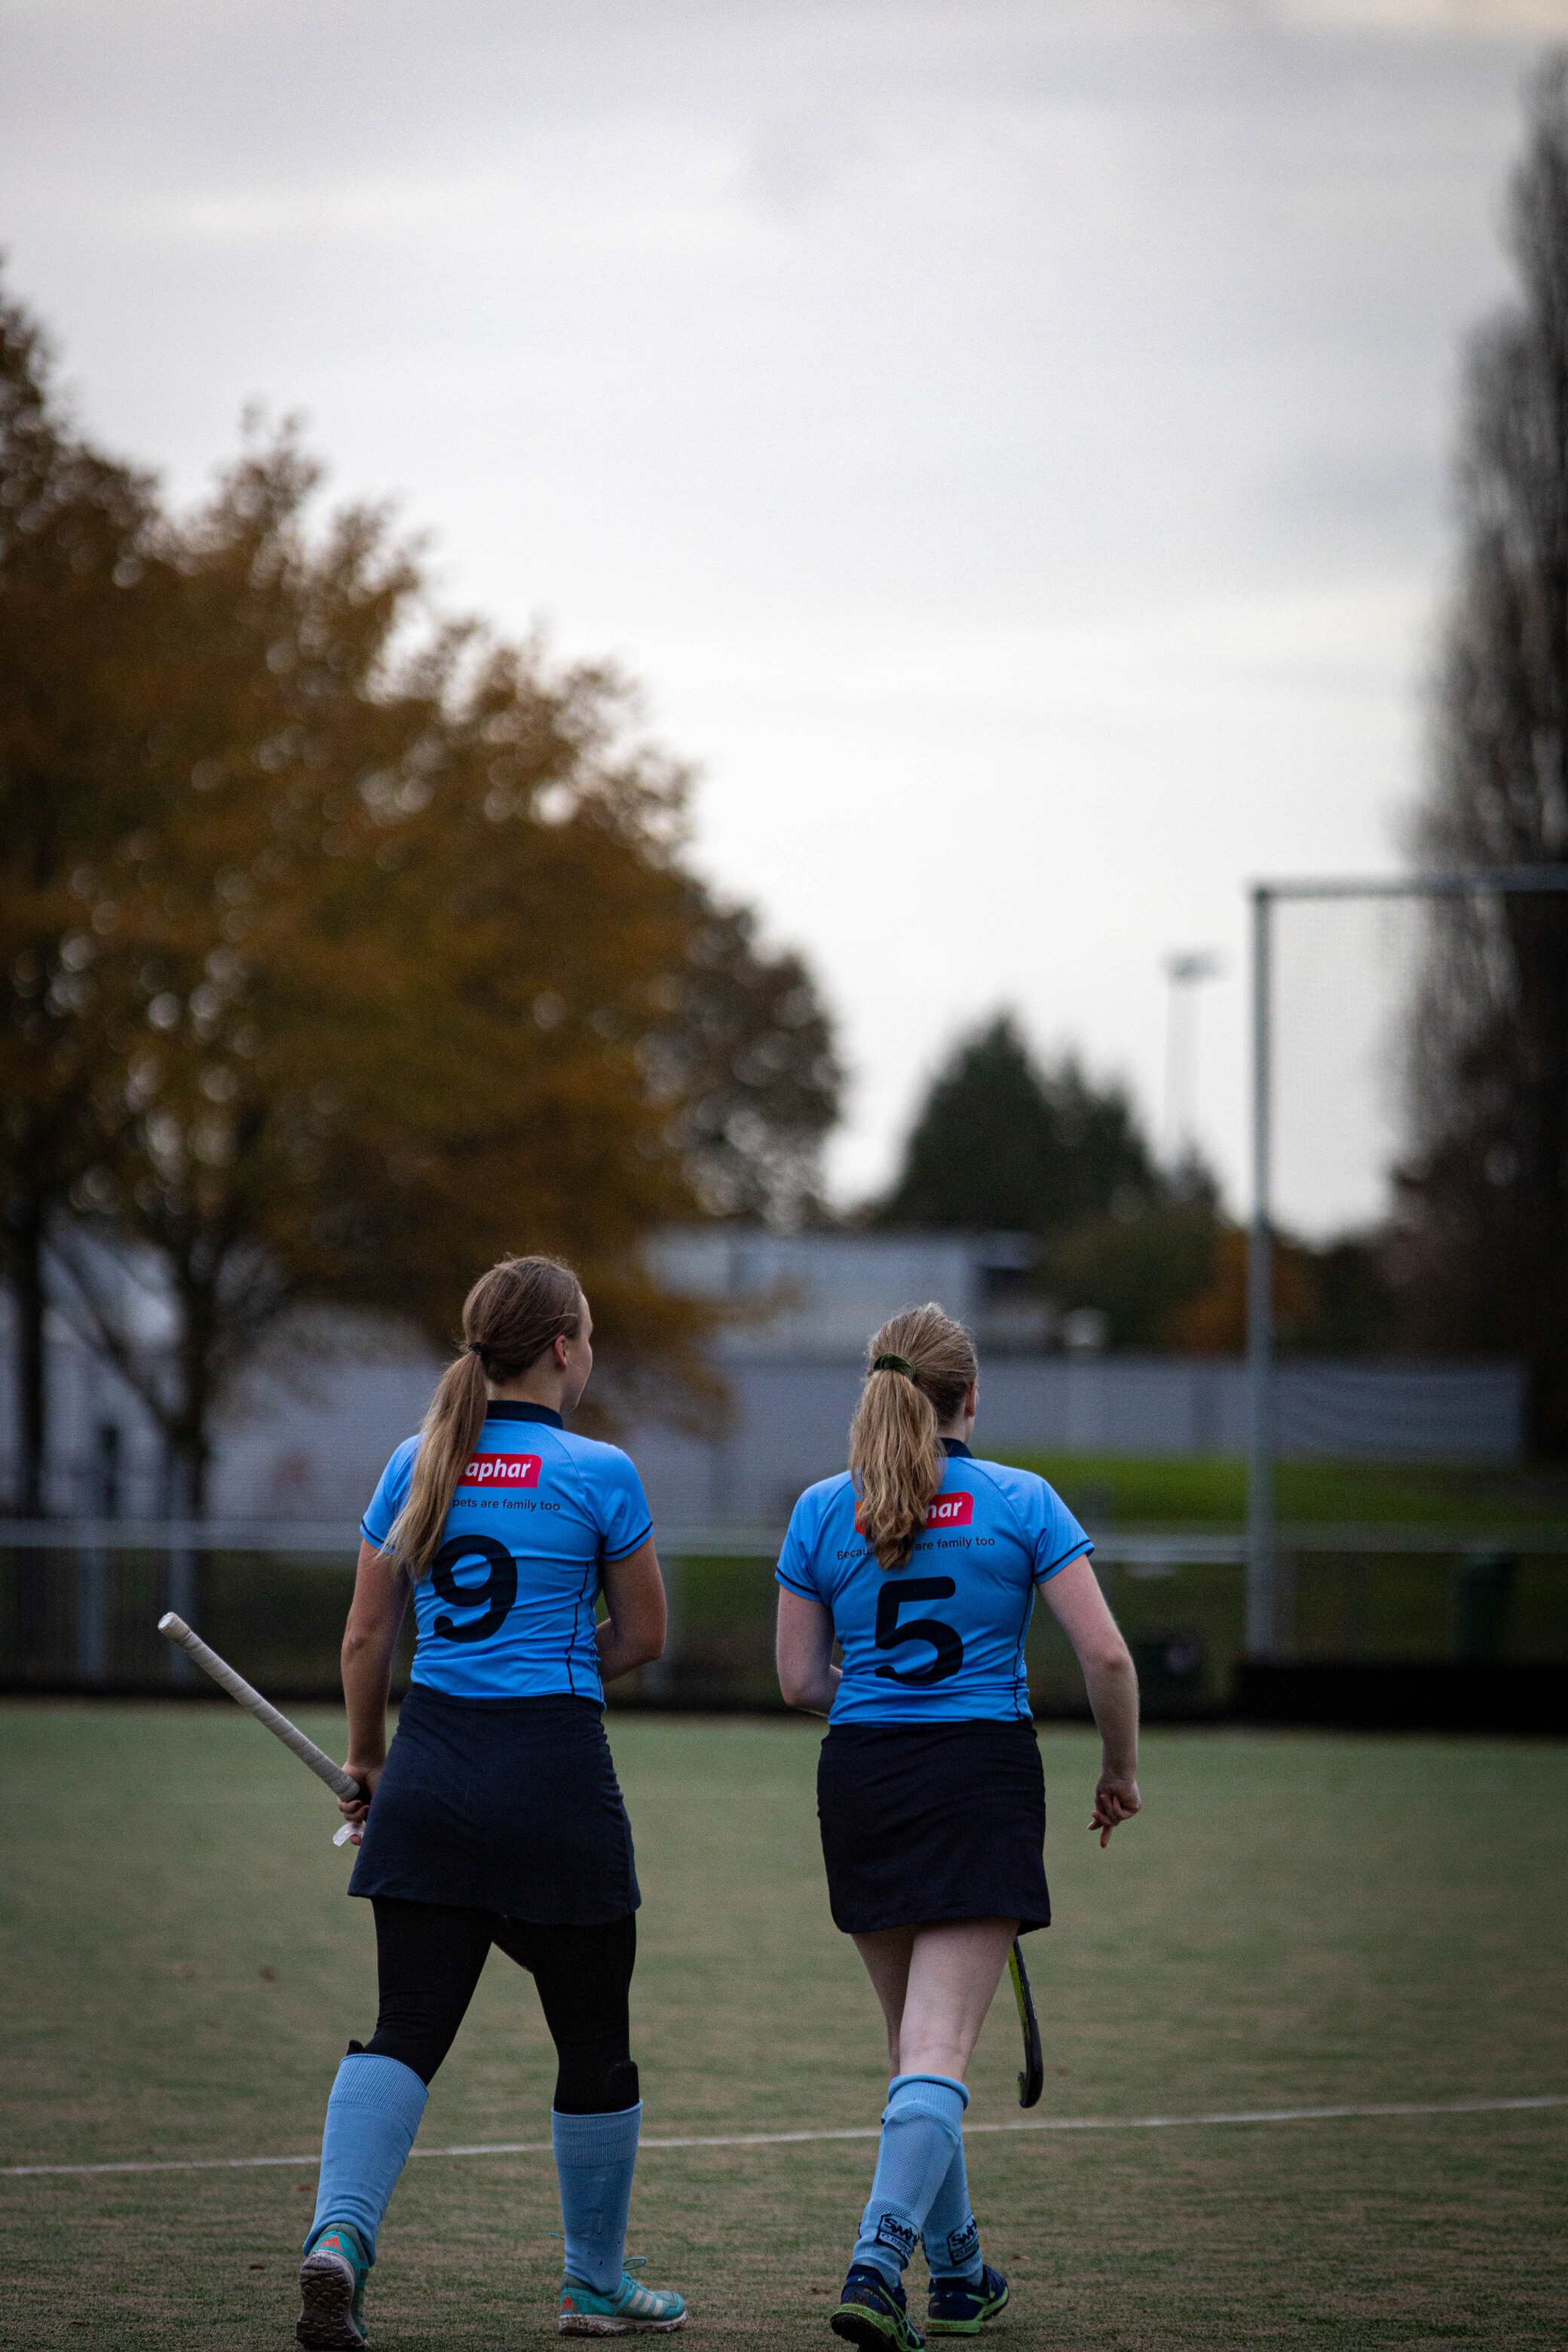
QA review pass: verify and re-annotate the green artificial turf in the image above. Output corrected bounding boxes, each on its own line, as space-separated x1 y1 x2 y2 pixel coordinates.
1 1704 1564 2349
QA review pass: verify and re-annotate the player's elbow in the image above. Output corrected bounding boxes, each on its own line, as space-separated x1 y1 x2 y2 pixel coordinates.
1083 1634 1136 1685
776 1655 820 1710
623 1604 666 1671
341 1618 383 1665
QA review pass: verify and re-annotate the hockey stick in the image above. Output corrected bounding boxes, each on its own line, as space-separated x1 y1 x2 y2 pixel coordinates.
1008 1938 1044 2109
157 1612 366 1842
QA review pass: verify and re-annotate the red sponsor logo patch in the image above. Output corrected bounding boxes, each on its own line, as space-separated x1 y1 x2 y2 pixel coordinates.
460 1452 541 1489
854 1489 975 1536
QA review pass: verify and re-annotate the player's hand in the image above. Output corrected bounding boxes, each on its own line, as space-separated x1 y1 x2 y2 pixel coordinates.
1089 1774 1140 1848
338 1759 382 1825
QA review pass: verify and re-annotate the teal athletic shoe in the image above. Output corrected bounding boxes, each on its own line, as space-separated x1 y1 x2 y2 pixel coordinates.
830 2265 925 2351
296 2221 372 2349
558 2265 688 2335
926 2264 1010 2335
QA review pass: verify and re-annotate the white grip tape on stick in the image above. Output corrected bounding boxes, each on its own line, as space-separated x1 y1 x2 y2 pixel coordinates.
156 1612 362 1803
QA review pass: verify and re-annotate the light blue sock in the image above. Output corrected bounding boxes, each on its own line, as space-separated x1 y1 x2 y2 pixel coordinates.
305 2053 428 2262
552 2102 642 2292
851 2074 969 2287
921 2133 983 2284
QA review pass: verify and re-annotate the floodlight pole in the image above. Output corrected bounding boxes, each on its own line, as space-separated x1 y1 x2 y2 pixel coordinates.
1245 885 1276 1657
1162 948 1222 1165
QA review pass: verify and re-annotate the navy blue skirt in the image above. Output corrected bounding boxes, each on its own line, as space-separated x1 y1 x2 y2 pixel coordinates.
348 1686 639 1923
816 1719 1050 1937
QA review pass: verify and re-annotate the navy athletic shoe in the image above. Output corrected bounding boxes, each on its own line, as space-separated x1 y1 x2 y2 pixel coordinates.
297 2221 371 2348
830 2265 925 2352
926 2264 1009 2335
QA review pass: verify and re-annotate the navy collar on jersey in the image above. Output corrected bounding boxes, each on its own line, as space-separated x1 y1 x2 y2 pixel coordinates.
485 1401 564 1429
941 1438 972 1458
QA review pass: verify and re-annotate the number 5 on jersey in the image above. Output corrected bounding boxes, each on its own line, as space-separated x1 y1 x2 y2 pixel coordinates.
874 1577 964 1686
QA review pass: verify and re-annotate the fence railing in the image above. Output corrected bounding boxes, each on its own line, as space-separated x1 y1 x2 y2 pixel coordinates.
2 1519 1565 1713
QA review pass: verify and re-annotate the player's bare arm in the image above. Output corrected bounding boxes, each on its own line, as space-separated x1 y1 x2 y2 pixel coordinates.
1040 1554 1141 1845
775 1586 840 1714
338 1538 411 1821
596 1536 668 1683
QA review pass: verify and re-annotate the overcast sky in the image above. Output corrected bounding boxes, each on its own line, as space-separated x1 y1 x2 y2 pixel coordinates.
4 0 1565 1223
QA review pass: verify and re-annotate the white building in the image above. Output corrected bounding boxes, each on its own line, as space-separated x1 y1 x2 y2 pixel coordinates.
0 1230 1524 1533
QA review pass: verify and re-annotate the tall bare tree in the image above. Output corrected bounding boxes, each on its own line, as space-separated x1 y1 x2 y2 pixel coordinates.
1402 58 1568 1453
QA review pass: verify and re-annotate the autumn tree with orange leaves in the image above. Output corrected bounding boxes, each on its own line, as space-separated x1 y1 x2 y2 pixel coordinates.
0 277 840 1511
0 288 181 1513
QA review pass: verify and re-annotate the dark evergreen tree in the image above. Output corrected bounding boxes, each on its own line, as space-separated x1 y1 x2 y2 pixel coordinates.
875 1012 1159 1239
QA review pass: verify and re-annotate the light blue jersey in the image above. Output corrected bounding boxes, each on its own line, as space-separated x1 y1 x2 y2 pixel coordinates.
775 1442 1092 1725
360 1402 652 1703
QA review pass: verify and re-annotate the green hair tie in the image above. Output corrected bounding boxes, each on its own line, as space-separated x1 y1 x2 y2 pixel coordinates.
871 1352 917 1378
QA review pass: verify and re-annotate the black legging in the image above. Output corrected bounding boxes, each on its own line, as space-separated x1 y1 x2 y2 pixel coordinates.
357 1898 638 2113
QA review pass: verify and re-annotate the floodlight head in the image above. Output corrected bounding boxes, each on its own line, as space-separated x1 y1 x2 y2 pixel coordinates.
1165 949 1223 984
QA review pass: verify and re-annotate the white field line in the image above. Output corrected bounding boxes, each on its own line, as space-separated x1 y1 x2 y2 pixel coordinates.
3 2093 1563 2179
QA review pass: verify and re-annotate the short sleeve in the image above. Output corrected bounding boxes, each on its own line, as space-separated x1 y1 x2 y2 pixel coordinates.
360 1436 418 1550
1034 1484 1093 1585
775 1495 825 1601
593 1446 654 1561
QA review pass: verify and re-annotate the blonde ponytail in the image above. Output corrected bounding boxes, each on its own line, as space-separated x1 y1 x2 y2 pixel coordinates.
849 1303 979 1570
384 1254 583 1578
